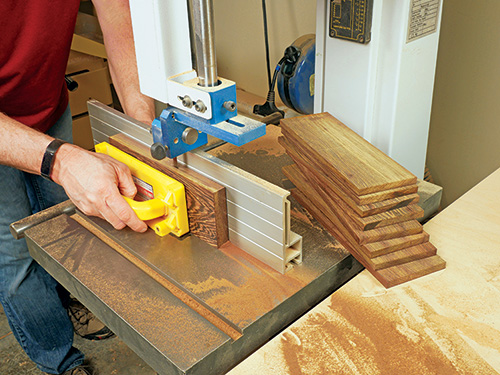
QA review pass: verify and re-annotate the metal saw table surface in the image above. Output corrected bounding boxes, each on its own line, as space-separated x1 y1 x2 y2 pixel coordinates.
23 126 361 375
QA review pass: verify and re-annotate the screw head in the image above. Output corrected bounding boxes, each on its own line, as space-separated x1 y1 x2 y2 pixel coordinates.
194 100 207 113
223 101 236 112
178 95 193 108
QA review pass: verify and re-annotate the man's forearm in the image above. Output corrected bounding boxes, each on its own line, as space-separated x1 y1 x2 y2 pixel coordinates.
0 112 147 232
0 113 54 174
92 0 155 125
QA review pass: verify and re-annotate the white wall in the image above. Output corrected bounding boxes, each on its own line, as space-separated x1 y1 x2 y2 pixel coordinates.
426 0 500 207
213 0 316 98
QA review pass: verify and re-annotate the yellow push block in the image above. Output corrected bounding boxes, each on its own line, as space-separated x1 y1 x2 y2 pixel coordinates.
95 142 189 237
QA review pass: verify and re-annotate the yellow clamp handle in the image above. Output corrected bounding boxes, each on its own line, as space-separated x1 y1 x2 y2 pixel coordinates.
122 196 166 221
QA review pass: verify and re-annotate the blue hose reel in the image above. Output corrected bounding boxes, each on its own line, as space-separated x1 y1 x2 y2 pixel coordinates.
277 34 316 115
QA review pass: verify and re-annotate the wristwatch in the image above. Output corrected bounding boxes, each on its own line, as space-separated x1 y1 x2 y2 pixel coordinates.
40 139 67 181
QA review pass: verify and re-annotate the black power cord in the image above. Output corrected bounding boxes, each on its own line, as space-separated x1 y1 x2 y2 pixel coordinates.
262 0 272 90
253 0 284 121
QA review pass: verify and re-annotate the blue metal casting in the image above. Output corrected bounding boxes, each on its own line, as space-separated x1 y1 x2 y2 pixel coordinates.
152 106 266 159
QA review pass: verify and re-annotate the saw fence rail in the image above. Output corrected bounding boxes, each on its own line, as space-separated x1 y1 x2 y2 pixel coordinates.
88 100 302 273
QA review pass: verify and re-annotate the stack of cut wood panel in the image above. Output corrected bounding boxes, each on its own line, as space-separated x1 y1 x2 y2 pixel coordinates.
279 113 445 288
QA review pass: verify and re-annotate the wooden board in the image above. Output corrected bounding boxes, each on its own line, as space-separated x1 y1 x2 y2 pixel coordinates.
283 165 423 245
377 256 445 288
110 134 229 248
278 137 420 217
284 165 434 269
291 188 445 288
288 159 424 230
362 232 430 258
280 113 417 195
370 242 437 270
278 136 418 205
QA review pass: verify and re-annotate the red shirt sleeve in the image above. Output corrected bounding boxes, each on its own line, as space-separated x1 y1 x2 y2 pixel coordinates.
0 1 81 132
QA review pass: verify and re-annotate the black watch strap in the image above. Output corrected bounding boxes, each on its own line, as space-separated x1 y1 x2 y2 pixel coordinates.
40 139 67 181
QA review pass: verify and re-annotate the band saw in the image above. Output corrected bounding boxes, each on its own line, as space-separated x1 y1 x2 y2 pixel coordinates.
9 1 363 374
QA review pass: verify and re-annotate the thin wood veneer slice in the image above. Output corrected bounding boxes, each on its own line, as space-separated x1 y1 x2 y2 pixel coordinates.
288 155 424 230
362 232 430 258
110 134 228 248
280 113 417 195
291 189 445 288
278 137 420 217
278 135 418 205
377 255 446 288
283 164 423 245
370 242 437 270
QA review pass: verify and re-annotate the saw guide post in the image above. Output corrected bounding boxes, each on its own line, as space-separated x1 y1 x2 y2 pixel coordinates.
280 113 445 288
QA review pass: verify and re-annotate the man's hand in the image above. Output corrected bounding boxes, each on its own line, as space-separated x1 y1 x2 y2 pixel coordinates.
51 143 147 232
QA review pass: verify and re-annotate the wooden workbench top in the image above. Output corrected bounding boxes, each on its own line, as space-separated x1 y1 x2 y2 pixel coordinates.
229 168 500 374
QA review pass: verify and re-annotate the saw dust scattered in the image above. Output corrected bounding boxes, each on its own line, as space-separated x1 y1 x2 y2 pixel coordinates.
182 242 307 329
273 269 500 375
53 239 227 368
210 125 286 157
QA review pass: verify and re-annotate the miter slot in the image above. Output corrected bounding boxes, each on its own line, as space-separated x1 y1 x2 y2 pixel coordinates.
71 211 242 340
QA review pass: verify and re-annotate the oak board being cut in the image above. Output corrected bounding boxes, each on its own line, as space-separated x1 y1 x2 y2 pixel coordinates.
280 113 416 195
110 134 229 248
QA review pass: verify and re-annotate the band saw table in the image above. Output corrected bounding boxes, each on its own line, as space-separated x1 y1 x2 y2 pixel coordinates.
11 108 362 375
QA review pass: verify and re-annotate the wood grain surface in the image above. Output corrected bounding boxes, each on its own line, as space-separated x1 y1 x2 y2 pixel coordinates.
362 231 430 257
283 165 423 245
291 188 444 287
279 113 443 288
280 113 416 194
110 134 229 248
278 136 420 217
278 135 418 205
287 160 424 230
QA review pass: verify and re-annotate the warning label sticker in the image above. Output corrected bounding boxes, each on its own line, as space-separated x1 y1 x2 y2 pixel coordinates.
132 176 154 201
407 0 441 43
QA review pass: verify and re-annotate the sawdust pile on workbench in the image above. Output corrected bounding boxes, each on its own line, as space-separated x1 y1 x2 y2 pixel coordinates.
278 286 496 375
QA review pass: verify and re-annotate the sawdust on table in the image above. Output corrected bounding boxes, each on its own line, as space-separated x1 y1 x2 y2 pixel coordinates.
211 125 286 157
183 242 308 329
